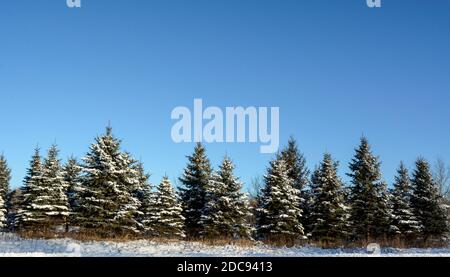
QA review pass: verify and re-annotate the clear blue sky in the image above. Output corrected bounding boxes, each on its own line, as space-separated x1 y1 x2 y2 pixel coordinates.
1 0 449 190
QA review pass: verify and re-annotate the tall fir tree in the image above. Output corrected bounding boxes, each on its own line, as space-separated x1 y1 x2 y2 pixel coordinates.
0 154 11 229
280 137 310 191
149 177 185 239
63 156 82 227
310 153 348 243
201 156 252 239
410 158 448 239
390 162 421 238
179 143 212 237
77 127 142 236
256 157 304 242
133 161 155 234
280 138 311 234
17 146 70 230
347 137 392 240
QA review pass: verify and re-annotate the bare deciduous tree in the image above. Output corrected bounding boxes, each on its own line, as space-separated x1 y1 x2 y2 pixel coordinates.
247 176 263 200
433 158 450 199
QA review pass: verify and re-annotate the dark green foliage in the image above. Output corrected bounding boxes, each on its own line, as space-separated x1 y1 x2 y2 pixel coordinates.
149 177 185 239
310 153 348 243
17 146 69 230
179 143 212 237
0 154 11 229
77 127 141 236
256 157 304 242
390 162 421 237
411 158 448 238
347 137 392 239
202 156 252 239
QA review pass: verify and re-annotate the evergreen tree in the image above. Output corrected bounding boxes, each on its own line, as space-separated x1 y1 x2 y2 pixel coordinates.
0 154 11 229
64 156 82 226
202 156 252 239
78 127 142 236
347 137 392 239
256 157 304 242
411 158 448 239
280 138 310 234
390 162 421 238
280 137 310 191
17 146 70 230
310 153 348 243
149 177 185 239
179 143 212 237
133 161 155 235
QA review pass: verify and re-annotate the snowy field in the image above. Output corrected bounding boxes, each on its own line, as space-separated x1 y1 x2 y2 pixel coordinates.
0 233 449 257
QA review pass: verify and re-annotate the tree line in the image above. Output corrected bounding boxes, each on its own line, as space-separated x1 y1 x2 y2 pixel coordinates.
0 127 448 245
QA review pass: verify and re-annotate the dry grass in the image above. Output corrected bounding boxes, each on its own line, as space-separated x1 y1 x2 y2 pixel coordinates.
16 231 449 249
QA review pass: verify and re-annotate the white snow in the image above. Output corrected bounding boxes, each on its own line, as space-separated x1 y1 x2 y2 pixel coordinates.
0 233 449 257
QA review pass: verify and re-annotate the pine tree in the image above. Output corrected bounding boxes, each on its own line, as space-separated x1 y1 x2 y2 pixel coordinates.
202 156 252 239
179 143 212 237
280 137 310 191
77 127 142 236
347 137 392 240
17 146 70 231
63 156 82 227
133 161 155 235
149 177 185 239
310 153 348 243
0 154 11 229
411 158 448 239
256 157 304 242
280 138 310 234
390 162 421 238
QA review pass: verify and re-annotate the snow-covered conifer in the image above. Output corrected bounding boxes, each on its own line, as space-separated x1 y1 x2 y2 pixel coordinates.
64 156 82 225
347 137 392 239
202 156 252 239
310 153 348 243
149 177 185 239
179 143 212 237
256 157 304 242
390 162 421 237
133 161 155 234
77 127 142 236
280 138 310 234
17 146 70 230
0 154 11 229
411 158 448 239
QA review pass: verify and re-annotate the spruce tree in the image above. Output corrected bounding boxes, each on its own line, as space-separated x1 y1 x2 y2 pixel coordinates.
347 137 392 240
256 157 304 242
133 161 155 235
280 138 310 234
40 145 70 226
78 127 142 236
310 153 348 243
149 177 185 239
17 146 70 231
390 162 421 238
280 137 310 191
0 154 11 229
64 156 82 227
179 143 212 237
202 156 252 239
411 158 448 239
16 148 43 229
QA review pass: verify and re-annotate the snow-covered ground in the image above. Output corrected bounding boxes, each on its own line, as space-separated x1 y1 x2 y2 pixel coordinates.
0 233 449 257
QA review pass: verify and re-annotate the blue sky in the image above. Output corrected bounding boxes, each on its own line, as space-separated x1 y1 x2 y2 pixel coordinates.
1 0 449 190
